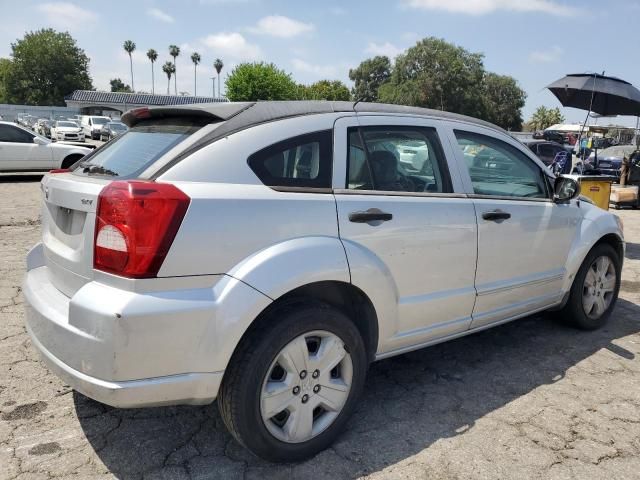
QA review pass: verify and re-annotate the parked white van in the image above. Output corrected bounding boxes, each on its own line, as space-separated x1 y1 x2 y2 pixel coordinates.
80 115 111 140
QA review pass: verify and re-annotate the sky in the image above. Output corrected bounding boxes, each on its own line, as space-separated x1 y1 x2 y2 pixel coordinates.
1 0 640 127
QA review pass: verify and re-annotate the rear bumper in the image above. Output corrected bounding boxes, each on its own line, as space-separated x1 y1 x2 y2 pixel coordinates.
26 321 222 407
23 243 272 408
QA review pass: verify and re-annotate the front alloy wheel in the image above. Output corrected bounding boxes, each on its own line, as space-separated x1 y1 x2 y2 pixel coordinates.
560 243 621 330
260 330 353 443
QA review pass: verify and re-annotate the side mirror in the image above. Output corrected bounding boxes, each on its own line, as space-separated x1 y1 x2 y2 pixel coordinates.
33 136 47 145
553 176 580 203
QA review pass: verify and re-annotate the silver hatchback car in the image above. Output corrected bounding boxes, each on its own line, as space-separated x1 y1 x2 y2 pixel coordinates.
24 101 624 462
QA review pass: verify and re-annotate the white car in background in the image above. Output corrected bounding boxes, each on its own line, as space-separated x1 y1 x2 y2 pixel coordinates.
81 115 111 140
0 121 91 171
51 120 85 142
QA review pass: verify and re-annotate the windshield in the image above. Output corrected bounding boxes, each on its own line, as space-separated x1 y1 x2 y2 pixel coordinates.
73 118 206 177
92 118 109 125
58 121 78 128
110 123 127 131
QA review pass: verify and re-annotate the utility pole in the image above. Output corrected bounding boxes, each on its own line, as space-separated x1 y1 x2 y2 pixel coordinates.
211 77 215 98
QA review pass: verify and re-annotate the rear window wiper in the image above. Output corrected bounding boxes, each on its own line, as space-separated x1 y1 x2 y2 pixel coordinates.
78 162 119 176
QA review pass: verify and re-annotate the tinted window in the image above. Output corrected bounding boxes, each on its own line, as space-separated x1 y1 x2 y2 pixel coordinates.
455 131 548 199
0 125 34 143
73 118 207 177
248 130 332 189
347 126 451 193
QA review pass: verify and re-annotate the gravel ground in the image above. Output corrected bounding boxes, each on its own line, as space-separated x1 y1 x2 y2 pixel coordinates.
1 175 639 480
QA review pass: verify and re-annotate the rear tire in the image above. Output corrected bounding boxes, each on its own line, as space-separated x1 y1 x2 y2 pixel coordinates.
559 243 621 330
218 301 368 462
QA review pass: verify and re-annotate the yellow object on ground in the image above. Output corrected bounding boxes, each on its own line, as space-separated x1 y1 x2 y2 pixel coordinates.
566 175 616 210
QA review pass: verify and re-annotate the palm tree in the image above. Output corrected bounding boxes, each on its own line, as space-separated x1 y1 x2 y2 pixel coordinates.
168 45 180 95
213 58 223 98
162 61 175 95
146 49 158 94
191 52 201 96
123 40 136 91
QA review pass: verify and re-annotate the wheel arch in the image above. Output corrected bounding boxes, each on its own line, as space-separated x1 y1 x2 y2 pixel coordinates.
61 153 85 169
227 281 379 369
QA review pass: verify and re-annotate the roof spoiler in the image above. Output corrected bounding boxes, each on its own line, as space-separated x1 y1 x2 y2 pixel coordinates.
121 103 255 128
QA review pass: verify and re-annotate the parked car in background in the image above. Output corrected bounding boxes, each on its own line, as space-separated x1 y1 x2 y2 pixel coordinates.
586 145 637 177
35 119 51 137
23 102 624 463
51 120 85 143
99 121 128 141
81 115 111 140
24 116 38 131
0 121 91 171
523 140 573 173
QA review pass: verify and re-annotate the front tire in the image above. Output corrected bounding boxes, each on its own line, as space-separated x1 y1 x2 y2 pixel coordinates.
560 243 621 330
218 301 368 462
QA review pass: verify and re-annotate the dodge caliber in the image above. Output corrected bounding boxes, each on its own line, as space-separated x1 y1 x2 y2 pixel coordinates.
24 101 624 462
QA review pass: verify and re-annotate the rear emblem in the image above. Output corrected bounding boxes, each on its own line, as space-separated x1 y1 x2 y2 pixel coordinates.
81 198 93 206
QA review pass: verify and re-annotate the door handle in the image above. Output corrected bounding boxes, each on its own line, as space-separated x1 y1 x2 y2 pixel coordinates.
482 210 511 222
349 209 393 223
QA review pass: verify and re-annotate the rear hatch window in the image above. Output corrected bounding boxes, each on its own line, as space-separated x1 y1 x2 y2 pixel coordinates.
73 118 208 178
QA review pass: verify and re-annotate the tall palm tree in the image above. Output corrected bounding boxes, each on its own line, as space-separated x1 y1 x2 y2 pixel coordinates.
162 61 175 95
168 45 180 95
213 58 223 98
191 52 201 96
123 40 136 91
146 48 158 94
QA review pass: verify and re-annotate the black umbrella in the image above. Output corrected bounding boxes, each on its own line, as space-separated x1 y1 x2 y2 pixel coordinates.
547 73 640 116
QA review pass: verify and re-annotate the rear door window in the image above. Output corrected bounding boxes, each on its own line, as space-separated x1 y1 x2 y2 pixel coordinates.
72 118 208 178
247 130 332 190
347 126 452 193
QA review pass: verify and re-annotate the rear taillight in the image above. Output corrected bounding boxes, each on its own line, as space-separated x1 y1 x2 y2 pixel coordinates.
94 181 190 278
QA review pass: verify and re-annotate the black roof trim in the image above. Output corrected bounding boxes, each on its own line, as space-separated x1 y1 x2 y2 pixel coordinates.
124 100 504 134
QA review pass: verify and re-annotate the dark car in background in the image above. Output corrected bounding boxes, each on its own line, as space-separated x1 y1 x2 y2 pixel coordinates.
523 140 573 173
587 145 637 177
99 121 128 141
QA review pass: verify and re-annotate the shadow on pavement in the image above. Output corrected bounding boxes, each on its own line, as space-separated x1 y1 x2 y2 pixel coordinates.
0 174 44 183
75 298 640 479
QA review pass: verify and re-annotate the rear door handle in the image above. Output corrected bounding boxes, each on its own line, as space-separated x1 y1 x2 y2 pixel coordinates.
482 209 511 222
349 209 393 223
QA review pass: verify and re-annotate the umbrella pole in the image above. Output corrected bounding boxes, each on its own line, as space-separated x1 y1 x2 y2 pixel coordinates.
635 116 639 147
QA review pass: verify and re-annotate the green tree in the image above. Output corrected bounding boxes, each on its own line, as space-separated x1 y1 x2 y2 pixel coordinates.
348 56 391 102
225 62 298 101
0 58 11 103
123 40 136 92
299 80 351 101
109 78 132 92
169 45 180 95
213 58 223 97
482 72 527 130
191 52 201 96
162 61 175 95
4 29 92 106
378 37 486 116
147 48 158 94
529 106 565 131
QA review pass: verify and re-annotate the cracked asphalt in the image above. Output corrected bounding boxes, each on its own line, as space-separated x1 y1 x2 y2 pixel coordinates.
1 174 640 480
